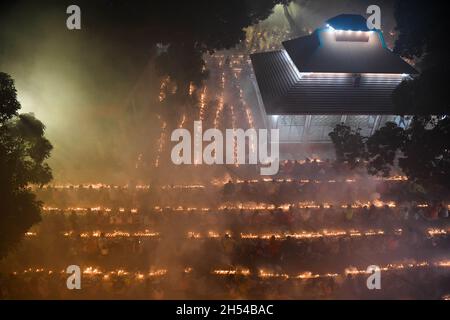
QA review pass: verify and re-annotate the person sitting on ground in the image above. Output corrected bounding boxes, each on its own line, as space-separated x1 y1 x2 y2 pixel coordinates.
268 235 281 261
344 204 353 222
413 205 424 220
368 204 377 221
428 203 439 220
438 202 449 219
383 204 392 221
300 208 312 227
361 205 370 223
315 204 325 225
402 206 410 221
221 234 235 257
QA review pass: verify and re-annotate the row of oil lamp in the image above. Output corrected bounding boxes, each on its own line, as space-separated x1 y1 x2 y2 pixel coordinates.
8 259 450 281
41 200 439 214
23 227 450 240
31 175 409 190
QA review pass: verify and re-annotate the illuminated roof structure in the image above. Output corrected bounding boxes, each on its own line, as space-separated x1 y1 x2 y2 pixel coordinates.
325 14 371 31
250 14 418 115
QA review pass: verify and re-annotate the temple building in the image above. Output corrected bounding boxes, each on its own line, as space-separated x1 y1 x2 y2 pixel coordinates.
250 14 417 157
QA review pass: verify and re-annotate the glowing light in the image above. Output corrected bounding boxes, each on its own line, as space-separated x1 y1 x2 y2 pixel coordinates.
158 76 170 102
199 87 207 121
148 269 168 277
259 269 289 279
83 267 102 275
10 259 450 283
178 114 186 129
213 269 251 276
154 119 167 168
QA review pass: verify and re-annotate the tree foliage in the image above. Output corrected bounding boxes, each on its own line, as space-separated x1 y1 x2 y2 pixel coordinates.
329 0 450 198
0 72 52 258
330 117 450 198
393 0 449 114
366 122 406 176
399 117 450 192
328 123 365 168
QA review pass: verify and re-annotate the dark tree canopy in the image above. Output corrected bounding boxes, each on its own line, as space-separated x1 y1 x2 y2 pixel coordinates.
0 72 53 258
393 0 449 114
366 122 406 177
331 0 450 198
330 117 450 200
393 0 445 61
328 124 365 169
1 0 289 99
0 72 20 123
76 0 289 50
399 117 450 192
0 0 291 181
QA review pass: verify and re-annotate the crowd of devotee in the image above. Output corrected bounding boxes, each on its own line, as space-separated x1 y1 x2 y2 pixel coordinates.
1 1 447 302
1 162 449 299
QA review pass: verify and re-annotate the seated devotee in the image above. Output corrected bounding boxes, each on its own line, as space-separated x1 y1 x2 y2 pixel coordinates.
344 204 354 222
438 203 449 219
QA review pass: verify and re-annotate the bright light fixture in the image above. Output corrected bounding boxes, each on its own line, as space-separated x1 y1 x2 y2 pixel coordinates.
333 29 372 34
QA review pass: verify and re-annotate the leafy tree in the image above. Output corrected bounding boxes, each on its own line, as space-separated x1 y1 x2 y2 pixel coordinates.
330 117 450 199
155 43 208 101
393 0 449 114
399 116 450 194
390 0 449 194
366 122 406 176
328 123 365 168
0 72 52 258
0 0 289 100
0 73 20 123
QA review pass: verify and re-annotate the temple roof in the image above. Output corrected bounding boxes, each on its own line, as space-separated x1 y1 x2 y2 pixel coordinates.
250 14 418 115
282 29 418 74
251 50 406 115
325 14 371 32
